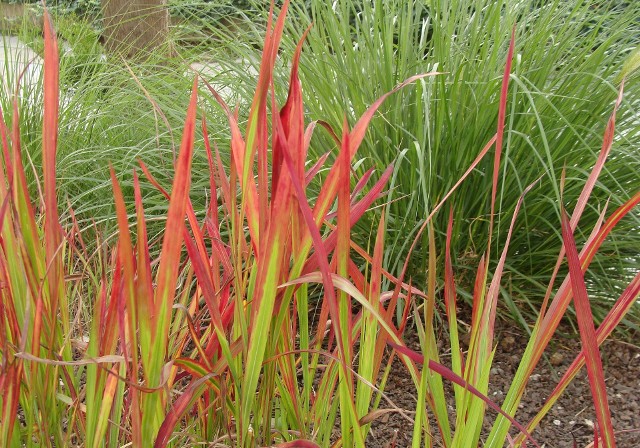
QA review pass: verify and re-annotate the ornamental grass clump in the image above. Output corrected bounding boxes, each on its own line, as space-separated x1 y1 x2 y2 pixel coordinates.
0 2 638 448
256 0 640 324
388 27 640 448
1 3 433 446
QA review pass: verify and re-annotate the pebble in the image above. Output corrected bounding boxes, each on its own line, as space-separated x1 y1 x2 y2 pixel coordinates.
500 335 516 352
550 352 564 366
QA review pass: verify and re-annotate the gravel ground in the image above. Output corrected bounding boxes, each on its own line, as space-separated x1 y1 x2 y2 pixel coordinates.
365 312 640 447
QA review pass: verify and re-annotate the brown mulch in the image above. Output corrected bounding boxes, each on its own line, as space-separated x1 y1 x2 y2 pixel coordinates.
366 315 640 447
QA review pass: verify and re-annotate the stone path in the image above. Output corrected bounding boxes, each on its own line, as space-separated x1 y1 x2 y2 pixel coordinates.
0 34 43 98
189 58 257 102
1 33 248 104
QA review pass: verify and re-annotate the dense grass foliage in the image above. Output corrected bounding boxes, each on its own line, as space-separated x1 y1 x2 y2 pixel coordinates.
4 1 260 26
1 0 637 332
1 14 241 241
0 3 639 447
219 0 640 325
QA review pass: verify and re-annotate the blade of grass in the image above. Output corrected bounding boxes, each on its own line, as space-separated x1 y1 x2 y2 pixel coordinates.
561 209 616 447
519 270 640 444
109 165 143 447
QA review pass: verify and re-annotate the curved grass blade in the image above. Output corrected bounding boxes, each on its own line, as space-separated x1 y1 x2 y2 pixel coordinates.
518 270 640 444
561 210 616 447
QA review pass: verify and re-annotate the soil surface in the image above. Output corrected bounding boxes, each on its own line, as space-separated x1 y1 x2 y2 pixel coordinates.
366 312 640 447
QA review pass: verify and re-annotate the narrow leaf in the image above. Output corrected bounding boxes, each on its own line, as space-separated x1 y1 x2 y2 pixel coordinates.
561 210 616 447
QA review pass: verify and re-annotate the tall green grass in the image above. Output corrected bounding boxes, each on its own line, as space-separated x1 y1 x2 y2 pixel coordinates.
214 0 640 325
0 11 245 241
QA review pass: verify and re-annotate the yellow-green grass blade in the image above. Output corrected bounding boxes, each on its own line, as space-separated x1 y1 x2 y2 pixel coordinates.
356 213 385 427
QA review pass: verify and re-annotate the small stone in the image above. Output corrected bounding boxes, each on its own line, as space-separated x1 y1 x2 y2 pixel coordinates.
553 419 561 426
550 352 564 366
500 335 516 352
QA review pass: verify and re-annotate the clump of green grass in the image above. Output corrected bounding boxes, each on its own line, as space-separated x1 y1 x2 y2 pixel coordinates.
393 32 640 445
0 10 245 243
217 0 640 327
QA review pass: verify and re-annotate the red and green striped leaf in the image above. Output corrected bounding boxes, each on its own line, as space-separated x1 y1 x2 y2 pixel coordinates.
561 210 616 447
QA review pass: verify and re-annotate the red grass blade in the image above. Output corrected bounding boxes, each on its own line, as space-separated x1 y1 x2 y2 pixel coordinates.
0 362 22 445
274 441 322 448
154 77 198 344
201 116 221 228
109 168 137 335
109 166 142 444
201 79 260 249
539 82 624 318
506 191 640 446
154 377 211 448
182 232 226 341
274 25 311 189
131 170 156 364
561 210 616 447
281 130 344 379
304 165 393 273
538 190 640 357
520 271 640 443
0 236 22 446
488 26 516 254
133 170 154 321
40 14 66 362
305 151 330 186
10 95 41 284
0 107 12 186
571 81 624 229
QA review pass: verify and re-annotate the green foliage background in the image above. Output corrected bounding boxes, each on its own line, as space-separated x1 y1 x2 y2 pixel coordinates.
1 0 638 330
4 0 257 21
